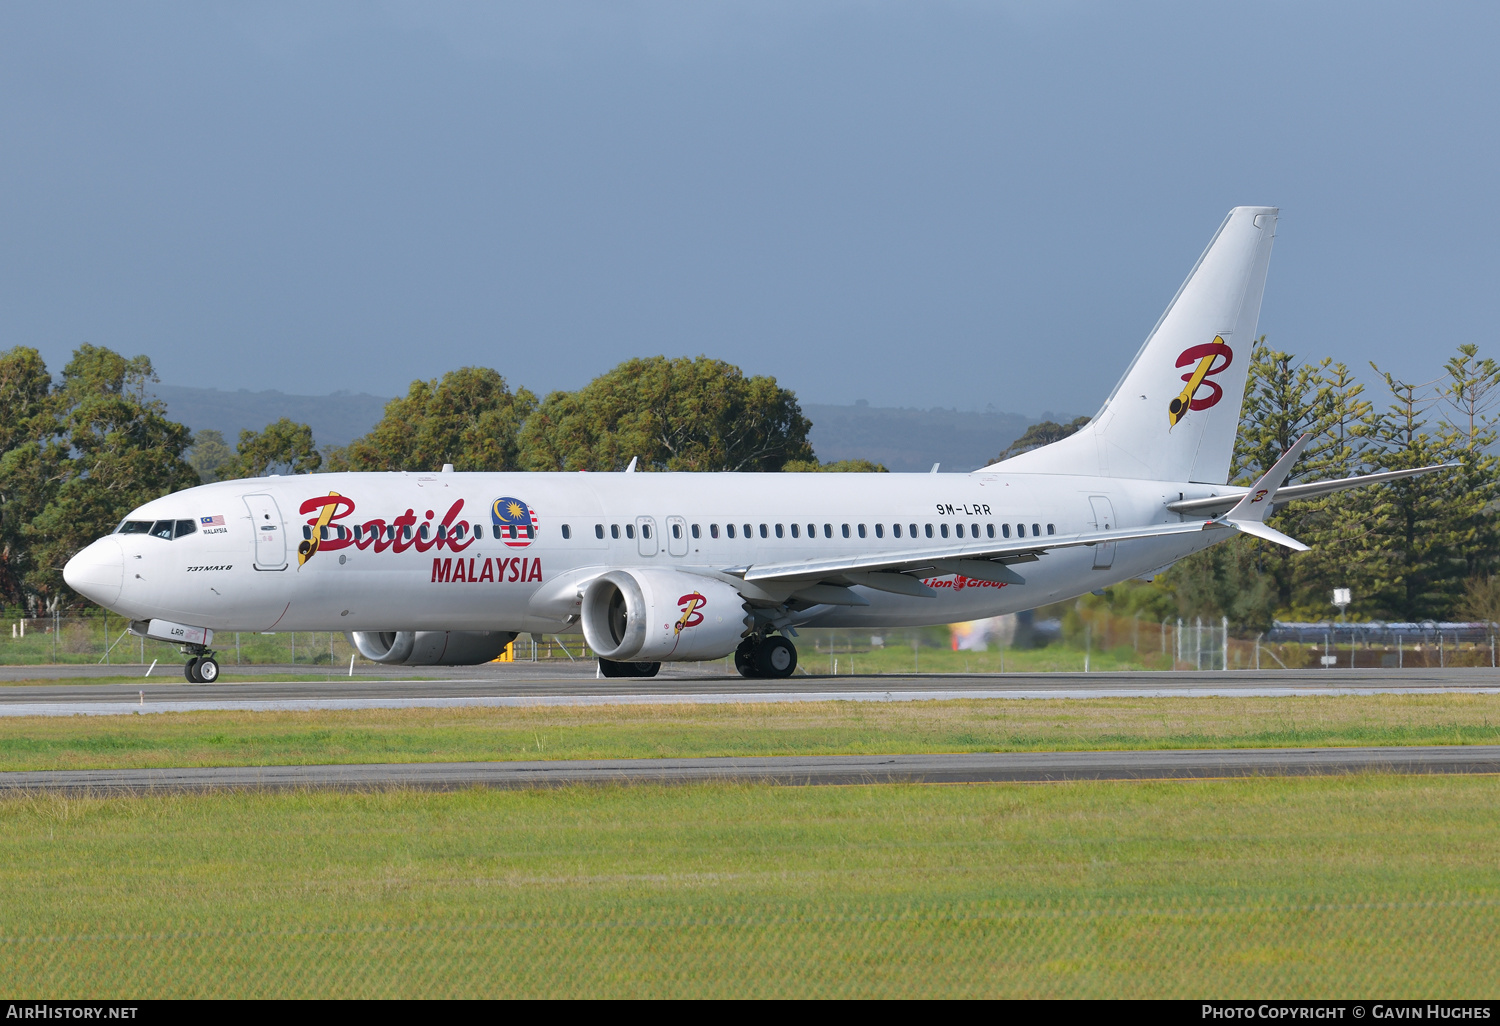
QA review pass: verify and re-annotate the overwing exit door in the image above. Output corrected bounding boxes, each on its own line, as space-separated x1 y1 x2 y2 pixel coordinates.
244 494 288 570
666 516 688 556
1088 495 1116 570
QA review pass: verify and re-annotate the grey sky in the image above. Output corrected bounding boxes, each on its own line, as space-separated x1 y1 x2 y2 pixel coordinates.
2 2 1495 416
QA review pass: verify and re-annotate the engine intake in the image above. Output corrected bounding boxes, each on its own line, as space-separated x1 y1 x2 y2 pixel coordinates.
581 570 750 662
347 630 516 666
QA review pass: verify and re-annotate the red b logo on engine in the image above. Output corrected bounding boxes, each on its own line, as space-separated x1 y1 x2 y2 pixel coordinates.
674 593 707 633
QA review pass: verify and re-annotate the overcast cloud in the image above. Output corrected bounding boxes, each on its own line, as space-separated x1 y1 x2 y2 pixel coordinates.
1 2 1495 415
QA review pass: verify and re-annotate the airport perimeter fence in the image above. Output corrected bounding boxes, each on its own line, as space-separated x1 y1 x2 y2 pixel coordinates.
5 893 1498 997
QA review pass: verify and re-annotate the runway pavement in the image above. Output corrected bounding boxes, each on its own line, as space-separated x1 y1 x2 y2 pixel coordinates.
3 745 1497 793
0 667 1496 716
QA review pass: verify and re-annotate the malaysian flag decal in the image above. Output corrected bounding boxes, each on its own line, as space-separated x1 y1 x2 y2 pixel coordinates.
200 515 226 527
491 497 538 548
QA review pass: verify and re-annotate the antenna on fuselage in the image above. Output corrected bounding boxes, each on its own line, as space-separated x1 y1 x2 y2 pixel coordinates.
624 457 638 473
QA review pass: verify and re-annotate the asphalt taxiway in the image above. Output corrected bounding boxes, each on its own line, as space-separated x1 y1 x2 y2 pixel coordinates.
0 667 1496 716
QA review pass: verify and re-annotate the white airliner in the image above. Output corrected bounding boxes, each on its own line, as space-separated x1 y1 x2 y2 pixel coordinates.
64 206 1449 683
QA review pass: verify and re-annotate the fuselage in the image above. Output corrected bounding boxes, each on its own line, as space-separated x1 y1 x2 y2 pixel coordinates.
67 468 1229 636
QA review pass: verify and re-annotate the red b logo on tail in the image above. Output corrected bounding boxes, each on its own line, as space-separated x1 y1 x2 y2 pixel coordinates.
1168 336 1233 428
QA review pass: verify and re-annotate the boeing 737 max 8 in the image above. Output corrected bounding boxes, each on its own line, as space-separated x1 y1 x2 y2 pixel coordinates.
62 207 1451 682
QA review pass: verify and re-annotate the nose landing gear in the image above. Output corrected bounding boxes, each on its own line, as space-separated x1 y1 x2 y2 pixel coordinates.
183 650 220 683
734 635 798 679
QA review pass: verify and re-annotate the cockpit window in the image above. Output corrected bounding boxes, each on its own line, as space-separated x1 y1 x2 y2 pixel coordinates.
149 520 175 540
175 519 196 538
118 521 153 535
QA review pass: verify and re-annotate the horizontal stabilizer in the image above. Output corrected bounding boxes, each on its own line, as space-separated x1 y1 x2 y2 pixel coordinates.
1166 462 1459 516
1230 519 1310 552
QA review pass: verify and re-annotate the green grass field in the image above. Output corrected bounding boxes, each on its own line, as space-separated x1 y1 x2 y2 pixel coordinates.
3 775 1497 997
3 694 1500 771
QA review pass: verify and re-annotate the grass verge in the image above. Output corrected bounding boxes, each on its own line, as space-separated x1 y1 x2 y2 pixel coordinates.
3 694 1500 771
2 775 1497 997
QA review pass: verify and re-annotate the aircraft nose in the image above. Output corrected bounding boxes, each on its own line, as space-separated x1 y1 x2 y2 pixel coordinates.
63 537 124 607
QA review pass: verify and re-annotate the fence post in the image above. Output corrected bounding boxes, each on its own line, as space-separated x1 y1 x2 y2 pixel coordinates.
1222 616 1229 671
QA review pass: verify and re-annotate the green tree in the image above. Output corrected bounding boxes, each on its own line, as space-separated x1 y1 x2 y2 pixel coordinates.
520 356 813 472
185 428 236 483
0 347 64 608
990 416 1090 463
781 458 888 473
1162 537 1278 634
227 418 323 478
344 367 536 472
25 345 198 607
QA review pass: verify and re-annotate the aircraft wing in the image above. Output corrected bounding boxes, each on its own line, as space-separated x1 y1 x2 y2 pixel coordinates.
1164 463 1457 516
734 520 1224 596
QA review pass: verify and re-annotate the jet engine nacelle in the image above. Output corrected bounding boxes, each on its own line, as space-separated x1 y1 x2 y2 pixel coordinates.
581 570 750 662
347 630 516 666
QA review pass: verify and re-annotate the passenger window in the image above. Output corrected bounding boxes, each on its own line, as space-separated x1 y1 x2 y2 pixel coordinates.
561 524 572 540
595 524 604 539
626 524 635 539
353 525 363 541
611 524 620 539
691 524 701 539
303 525 312 540
893 524 901 538
491 525 500 540
436 525 446 540
971 523 979 537
858 524 867 538
824 524 832 538
1048 524 1056 535
727 524 736 539
807 524 815 538
775 524 784 538
955 524 964 538
405 526 413 540
474 523 482 536
743 524 752 537
710 524 719 539
419 525 429 540
388 525 397 541
987 524 995 538
1033 523 1041 536
1016 524 1026 537
671 523 682 539
875 524 883 538
940 524 949 539
1002 524 1010 538
790 523 799 538
841 524 850 539
642 524 652 539
924 524 933 539
759 524 768 539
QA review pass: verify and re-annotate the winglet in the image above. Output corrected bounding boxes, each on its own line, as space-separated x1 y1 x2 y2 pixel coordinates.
1220 433 1311 550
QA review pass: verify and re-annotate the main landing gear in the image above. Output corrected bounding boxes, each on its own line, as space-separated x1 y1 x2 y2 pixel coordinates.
735 636 798 679
184 650 220 684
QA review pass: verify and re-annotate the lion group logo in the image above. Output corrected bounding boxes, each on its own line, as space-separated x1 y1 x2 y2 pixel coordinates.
491 497 538 548
1168 335 1233 428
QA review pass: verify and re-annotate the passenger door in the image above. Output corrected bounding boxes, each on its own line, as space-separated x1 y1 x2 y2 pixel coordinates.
636 516 659 557
665 516 688 557
1088 495 1116 570
243 494 288 570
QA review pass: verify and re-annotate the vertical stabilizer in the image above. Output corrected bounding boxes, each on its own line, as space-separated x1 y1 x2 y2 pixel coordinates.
989 206 1277 484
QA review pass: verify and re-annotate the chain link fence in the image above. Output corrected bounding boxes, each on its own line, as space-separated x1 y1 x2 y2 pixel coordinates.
4 894 1497 997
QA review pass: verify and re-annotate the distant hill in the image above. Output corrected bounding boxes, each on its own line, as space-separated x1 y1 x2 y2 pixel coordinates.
153 383 1063 472
150 384 391 449
803 403 1076 473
